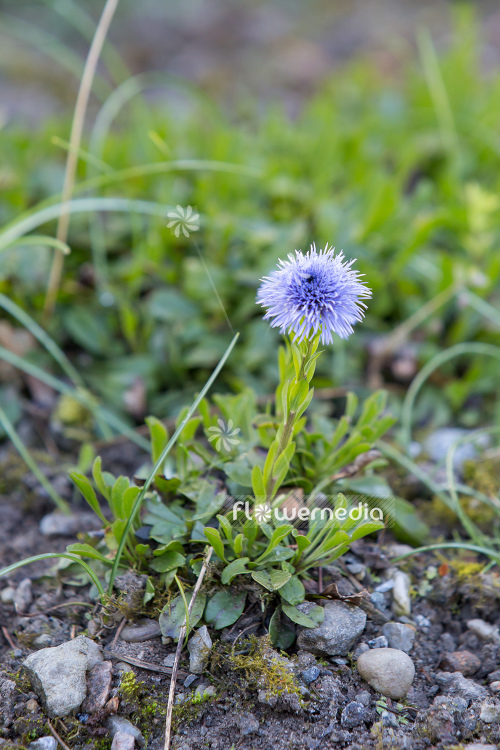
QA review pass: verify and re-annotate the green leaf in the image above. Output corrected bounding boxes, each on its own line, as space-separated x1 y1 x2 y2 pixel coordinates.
92 456 111 502
159 593 206 641
69 472 107 524
204 590 246 629
282 603 324 628
254 524 293 563
203 527 227 563
146 416 168 464
149 550 186 573
278 576 305 605
65 543 111 564
269 607 296 649
251 569 291 591
251 464 266 501
143 577 155 605
221 557 250 584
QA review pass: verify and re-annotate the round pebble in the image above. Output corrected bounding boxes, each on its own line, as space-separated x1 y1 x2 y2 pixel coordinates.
357 648 415 700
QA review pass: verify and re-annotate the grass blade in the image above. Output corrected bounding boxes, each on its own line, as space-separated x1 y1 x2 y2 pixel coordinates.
107 332 239 595
0 405 70 514
0 553 105 601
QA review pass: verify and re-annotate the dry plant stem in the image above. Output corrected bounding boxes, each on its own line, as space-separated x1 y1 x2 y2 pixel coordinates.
164 546 214 750
111 617 127 649
1 627 16 650
47 721 72 750
43 0 120 319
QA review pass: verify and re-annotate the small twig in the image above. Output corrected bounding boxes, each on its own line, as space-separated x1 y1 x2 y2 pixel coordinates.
164 546 213 750
106 651 186 676
16 601 94 617
111 617 127 649
47 720 71 750
1 627 16 650
318 566 323 593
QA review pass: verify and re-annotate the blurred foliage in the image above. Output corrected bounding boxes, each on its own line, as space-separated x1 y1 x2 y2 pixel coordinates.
0 6 498 433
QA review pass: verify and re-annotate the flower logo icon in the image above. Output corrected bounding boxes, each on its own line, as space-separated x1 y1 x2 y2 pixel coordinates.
254 503 272 524
166 205 200 237
207 419 241 452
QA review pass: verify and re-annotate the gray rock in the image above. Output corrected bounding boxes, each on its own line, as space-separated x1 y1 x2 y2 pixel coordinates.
368 636 388 649
111 733 135 750
341 701 367 728
184 674 198 688
120 619 161 643
236 713 259 735
380 710 399 728
296 601 366 656
356 690 371 707
23 635 102 717
0 587 15 604
392 572 411 616
352 642 369 659
40 512 102 537
0 675 16 722
188 625 212 674
81 660 112 713
163 654 176 668
107 716 144 747
480 700 500 723
490 681 500 694
33 634 52 649
28 738 57 750
436 672 488 702
467 619 500 643
464 745 497 750
381 622 416 653
13 578 32 613
300 667 320 684
357 648 415 699
424 428 489 470
414 614 431 628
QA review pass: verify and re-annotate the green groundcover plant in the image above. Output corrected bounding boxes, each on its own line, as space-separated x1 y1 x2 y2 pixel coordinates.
25 246 398 646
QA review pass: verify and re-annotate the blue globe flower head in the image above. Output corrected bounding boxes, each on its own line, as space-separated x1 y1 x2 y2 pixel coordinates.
257 243 371 344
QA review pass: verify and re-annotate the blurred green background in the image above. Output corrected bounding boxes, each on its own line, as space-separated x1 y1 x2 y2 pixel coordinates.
0 0 499 438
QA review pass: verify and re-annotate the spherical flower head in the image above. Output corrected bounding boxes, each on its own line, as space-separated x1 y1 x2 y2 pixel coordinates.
256 243 371 344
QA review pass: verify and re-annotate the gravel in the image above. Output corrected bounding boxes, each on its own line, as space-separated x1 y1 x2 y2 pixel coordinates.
380 622 416 653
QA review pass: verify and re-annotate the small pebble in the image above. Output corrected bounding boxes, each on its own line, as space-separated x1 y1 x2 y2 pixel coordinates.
28 739 57 750
14 578 33 613
368 636 388 649
467 619 500 643
236 713 259 735
414 614 431 628
184 674 198 688
300 667 320 684
188 625 212 674
39 511 102 537
120 619 161 643
381 622 416 653
33 634 52 649
490 681 500 694
356 690 371 707
480 701 500 723
25 698 38 712
392 571 411 616
357 648 415 699
82 660 113 712
107 717 144 747
163 654 176 668
352 642 369 659
374 580 394 594
440 650 481 676
111 732 135 750
341 701 367 728
114 662 133 674
0 586 15 604
381 710 399 729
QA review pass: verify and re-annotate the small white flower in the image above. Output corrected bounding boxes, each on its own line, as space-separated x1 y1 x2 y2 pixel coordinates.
207 418 241 452
166 205 200 237
254 503 272 524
